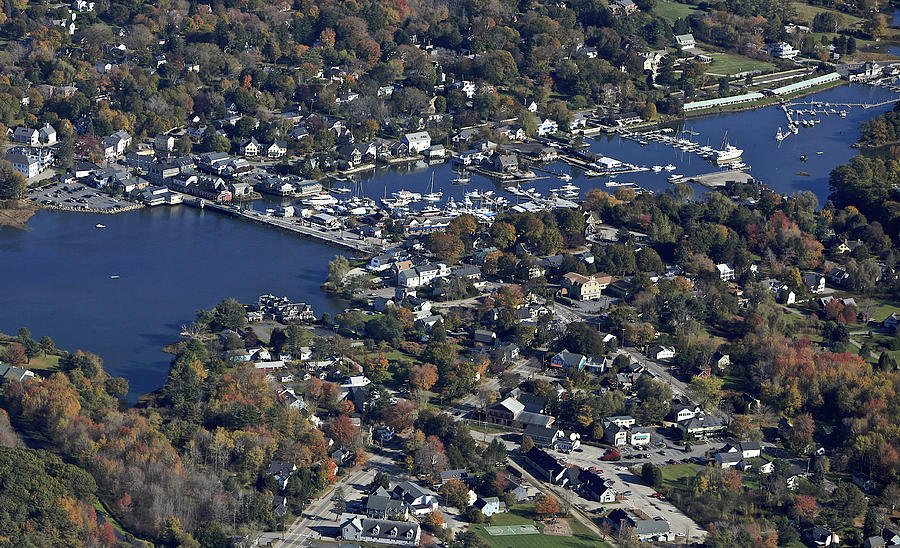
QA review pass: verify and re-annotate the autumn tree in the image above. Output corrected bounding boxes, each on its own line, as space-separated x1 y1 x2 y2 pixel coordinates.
327 415 359 448
409 363 438 391
520 435 535 454
440 478 469 509
364 353 390 383
382 399 417 432
535 493 561 517
2 343 26 367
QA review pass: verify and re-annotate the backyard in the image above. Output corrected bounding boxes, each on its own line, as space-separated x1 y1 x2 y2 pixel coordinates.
654 1 699 21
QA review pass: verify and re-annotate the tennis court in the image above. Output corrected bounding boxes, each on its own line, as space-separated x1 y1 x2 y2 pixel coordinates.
484 525 540 536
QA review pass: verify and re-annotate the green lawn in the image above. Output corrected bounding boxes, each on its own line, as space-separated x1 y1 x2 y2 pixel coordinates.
470 505 610 548
706 52 776 75
791 2 861 27
660 463 703 492
0 340 61 373
870 300 900 323
654 1 699 21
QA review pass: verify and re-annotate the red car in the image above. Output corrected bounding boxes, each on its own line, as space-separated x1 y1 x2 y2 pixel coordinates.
651 493 664 499
601 448 621 461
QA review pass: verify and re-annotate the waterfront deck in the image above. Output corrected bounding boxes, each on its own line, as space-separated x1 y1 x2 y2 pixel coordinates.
188 199 382 254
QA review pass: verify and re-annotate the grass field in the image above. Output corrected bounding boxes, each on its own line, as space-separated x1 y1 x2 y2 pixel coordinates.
654 1 699 21
470 505 610 548
0 339 61 373
791 2 861 27
706 52 776 75
660 464 703 492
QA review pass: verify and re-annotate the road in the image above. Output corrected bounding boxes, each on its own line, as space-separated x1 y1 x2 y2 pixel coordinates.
618 348 690 399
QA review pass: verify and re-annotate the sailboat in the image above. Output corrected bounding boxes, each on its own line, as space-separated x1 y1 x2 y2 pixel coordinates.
452 168 470 185
422 173 443 202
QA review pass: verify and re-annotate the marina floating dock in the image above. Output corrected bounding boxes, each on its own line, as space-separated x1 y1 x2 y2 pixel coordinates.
684 170 754 188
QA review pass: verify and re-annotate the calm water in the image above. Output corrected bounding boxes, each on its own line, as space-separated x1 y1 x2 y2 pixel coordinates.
1 82 897 400
0 206 346 401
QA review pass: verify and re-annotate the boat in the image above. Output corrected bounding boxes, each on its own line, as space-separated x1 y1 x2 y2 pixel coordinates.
559 173 573 182
109 275 120 279
422 173 443 202
715 144 743 163
303 193 339 207
420 205 442 216
776 127 786 142
663 164 676 171
652 165 663 172
799 155 808 162
95 223 106 228
816 151 824 155
840 111 848 118
585 170 603 177
451 176 470 185
392 189 421 202
667 174 684 182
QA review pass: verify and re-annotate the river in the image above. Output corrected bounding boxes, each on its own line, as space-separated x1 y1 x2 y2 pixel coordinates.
0 81 896 401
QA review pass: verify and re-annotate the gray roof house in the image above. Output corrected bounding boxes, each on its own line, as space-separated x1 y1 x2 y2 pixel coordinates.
341 516 421 546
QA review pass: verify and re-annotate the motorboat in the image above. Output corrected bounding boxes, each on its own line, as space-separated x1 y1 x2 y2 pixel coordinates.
776 128 786 142
392 190 421 202
109 275 120 279
715 144 743 163
303 193 339 207
667 174 684 182
95 223 106 228
652 165 663 172
799 155 808 162
559 173 573 182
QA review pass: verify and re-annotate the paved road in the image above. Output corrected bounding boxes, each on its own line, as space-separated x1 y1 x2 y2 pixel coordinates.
618 348 690 399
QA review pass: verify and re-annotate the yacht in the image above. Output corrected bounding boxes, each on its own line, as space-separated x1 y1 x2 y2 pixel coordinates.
667 174 684 182
715 144 743 164
727 162 747 170
95 223 106 228
559 173 573 182
303 193 339 207
663 164 676 171
652 165 663 172
585 170 603 177
776 127 786 142
420 205 442 216
331 184 352 194
392 189 421 202
840 111 848 118
109 275 120 279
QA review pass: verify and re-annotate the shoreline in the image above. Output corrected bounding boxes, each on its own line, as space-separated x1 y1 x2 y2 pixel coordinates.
0 202 38 230
683 79 847 118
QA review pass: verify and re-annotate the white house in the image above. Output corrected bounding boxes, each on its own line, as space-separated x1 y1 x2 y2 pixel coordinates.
39 123 57 145
716 263 735 281
648 345 675 360
13 127 39 145
3 153 42 178
674 33 696 50
402 132 432 154
240 137 260 156
536 118 558 136
474 496 505 517
265 141 287 159
101 130 132 158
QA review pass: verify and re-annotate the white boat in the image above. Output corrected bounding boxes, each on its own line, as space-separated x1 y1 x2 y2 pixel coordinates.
95 223 106 228
392 190 421 202
727 162 747 169
331 185 351 194
663 164 676 171
420 205 442 216
776 128 786 142
559 173 572 182
715 145 743 163
585 170 603 177
840 111 848 118
652 165 663 172
667 174 684 182
422 173 442 202
109 275 120 279
303 193 339 207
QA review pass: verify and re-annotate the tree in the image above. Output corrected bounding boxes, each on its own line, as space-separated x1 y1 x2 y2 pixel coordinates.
2 343 26 367
327 415 359 448
211 298 246 331
409 363 438 391
328 255 350 284
520 435 535 454
440 478 470 509
332 487 346 515
641 463 662 488
688 375 723 410
535 493 561 517
382 399 417 432
372 472 391 491
423 510 444 532
865 13 887 40
0 161 26 200
39 336 55 355
364 353 390 383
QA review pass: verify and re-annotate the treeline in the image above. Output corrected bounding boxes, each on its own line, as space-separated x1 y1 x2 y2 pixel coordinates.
857 103 900 148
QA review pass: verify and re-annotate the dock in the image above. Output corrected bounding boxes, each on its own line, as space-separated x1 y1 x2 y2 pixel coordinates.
188 199 381 254
684 170 754 188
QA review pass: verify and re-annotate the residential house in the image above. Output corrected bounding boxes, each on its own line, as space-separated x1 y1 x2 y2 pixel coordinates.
864 536 887 548
341 516 421 547
391 482 438 516
272 495 288 518
648 345 675 360
474 497 505 517
523 425 561 448
240 137 260 156
402 132 431 154
679 414 726 437
438 469 470 487
493 154 518 173
714 451 743 469
609 0 638 15
0 365 35 383
487 397 525 427
674 33 696 50
768 41 799 59
836 239 864 254
715 263 735 281
802 272 826 293
884 313 900 330
264 141 287 159
577 470 616 502
155 134 175 152
38 123 57 145
550 349 588 372
13 127 39 145
804 526 840 547
605 509 673 542
668 404 701 423
366 490 409 520
562 272 612 300
473 329 497 345
722 441 762 459
852 472 879 494
101 130 132 158
268 461 296 490
536 118 558 136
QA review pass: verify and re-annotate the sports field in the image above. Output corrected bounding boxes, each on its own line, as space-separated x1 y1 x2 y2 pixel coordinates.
484 525 540 536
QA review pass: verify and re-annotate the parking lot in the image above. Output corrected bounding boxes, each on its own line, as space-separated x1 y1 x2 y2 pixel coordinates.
26 181 134 212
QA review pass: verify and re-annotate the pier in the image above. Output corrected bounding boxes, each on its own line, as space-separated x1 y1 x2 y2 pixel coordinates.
684 170 754 188
188 199 382 254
